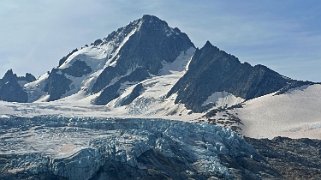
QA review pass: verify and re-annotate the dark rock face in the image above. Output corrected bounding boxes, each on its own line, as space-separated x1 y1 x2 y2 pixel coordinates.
17 73 36 82
43 59 92 102
43 60 92 101
246 137 321 179
117 83 144 106
168 41 304 112
91 15 194 94
91 66 119 94
0 70 31 103
62 60 92 77
44 69 72 101
95 68 149 105
116 15 193 74
93 39 103 46
90 148 278 180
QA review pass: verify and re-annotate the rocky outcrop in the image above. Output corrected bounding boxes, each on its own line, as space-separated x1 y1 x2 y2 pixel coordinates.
94 68 149 105
43 69 72 101
42 59 93 101
117 83 144 106
246 137 321 179
0 69 35 103
17 73 36 83
62 60 92 77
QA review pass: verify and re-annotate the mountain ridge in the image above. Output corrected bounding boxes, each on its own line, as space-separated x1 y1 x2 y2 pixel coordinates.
0 15 319 137
0 14 317 109
167 40 314 112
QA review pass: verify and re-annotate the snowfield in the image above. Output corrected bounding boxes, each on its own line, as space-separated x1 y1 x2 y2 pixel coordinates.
0 98 202 122
235 84 321 139
1 84 321 139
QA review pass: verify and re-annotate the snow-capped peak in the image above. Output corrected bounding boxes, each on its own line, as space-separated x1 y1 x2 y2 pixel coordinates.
23 15 194 103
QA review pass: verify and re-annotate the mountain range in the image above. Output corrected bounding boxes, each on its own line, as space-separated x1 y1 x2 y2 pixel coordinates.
0 14 320 139
1 14 321 179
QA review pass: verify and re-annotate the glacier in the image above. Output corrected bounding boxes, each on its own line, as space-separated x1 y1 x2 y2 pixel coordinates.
0 116 276 179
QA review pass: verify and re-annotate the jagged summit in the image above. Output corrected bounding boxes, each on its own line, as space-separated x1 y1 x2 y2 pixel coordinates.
98 15 191 48
141 14 162 21
23 15 194 103
203 40 213 48
91 15 194 102
2 69 15 81
1 69 36 83
138 14 180 35
0 69 35 103
140 14 169 27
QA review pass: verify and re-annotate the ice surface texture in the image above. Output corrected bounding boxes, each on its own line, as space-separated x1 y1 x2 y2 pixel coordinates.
0 116 276 179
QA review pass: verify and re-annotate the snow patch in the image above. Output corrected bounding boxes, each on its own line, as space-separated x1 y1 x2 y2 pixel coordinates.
24 73 50 102
202 91 244 108
159 47 195 75
59 47 107 70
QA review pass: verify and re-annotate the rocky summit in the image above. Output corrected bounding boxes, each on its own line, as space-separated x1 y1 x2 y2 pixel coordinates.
0 69 35 103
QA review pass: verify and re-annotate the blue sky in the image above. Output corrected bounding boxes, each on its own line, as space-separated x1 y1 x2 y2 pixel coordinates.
1 0 321 81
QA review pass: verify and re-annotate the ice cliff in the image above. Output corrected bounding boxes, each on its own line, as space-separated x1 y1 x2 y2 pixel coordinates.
0 116 277 179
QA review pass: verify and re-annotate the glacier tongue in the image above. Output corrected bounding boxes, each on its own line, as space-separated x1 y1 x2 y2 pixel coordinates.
0 116 273 179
